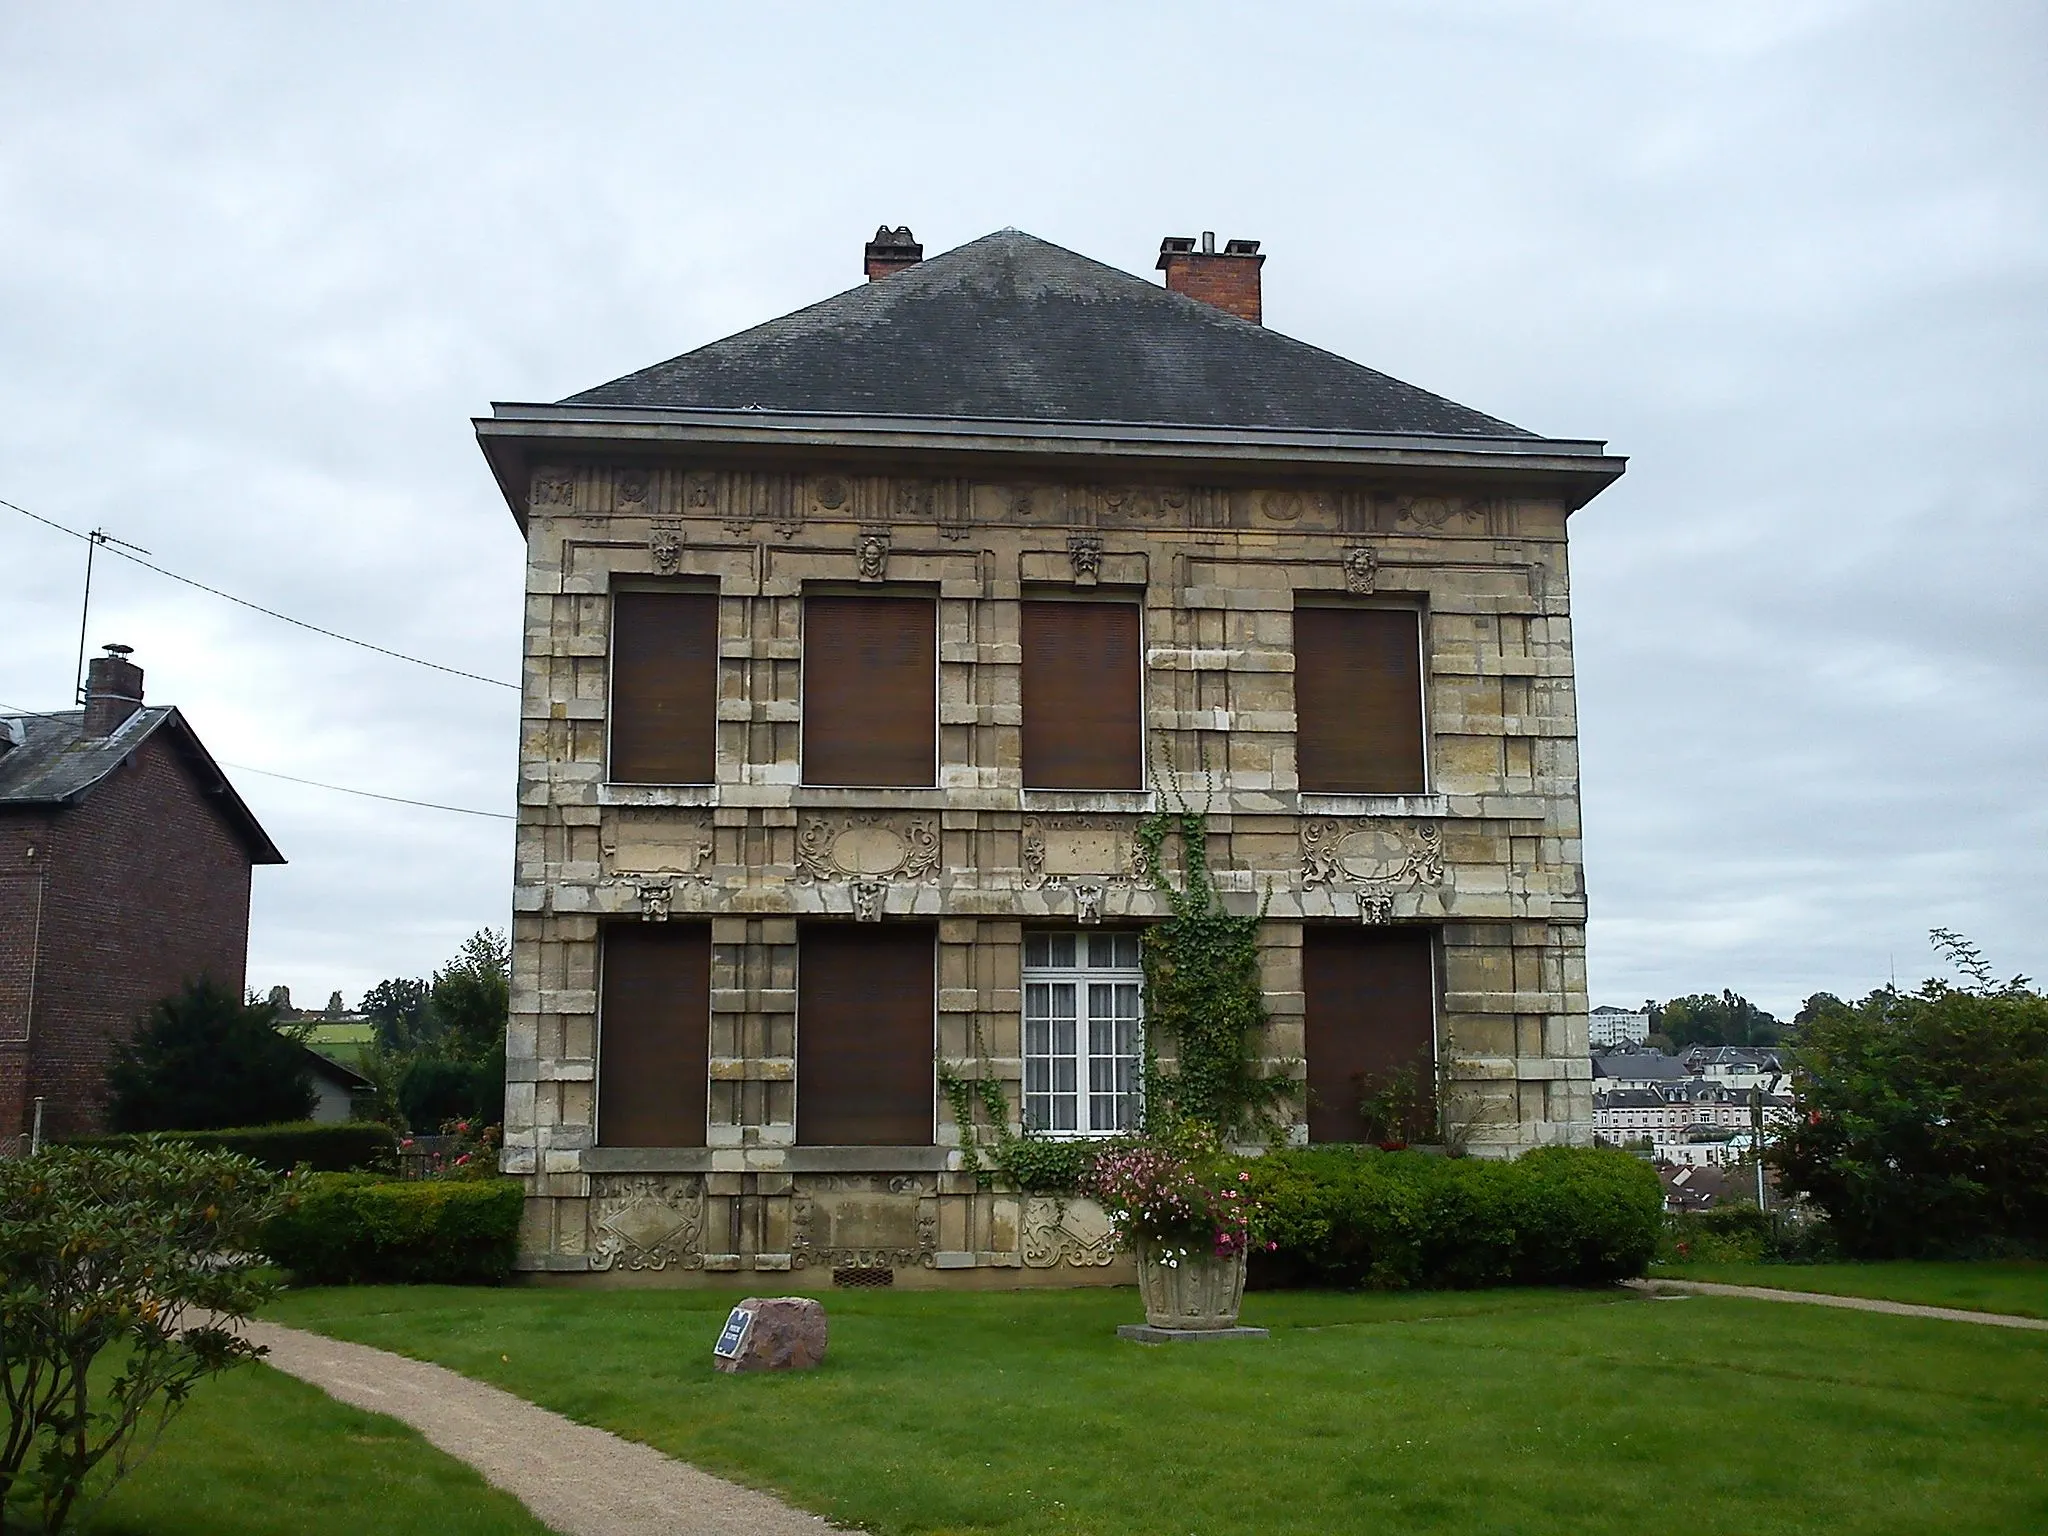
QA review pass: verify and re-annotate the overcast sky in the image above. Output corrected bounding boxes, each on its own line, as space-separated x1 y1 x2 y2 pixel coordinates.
2 1 2041 1018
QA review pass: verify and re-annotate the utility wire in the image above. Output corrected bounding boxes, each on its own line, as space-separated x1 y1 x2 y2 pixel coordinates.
214 761 515 821
3 495 520 691
0 699 514 822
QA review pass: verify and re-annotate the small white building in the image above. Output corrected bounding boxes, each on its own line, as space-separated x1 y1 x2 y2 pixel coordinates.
1589 1008 1651 1049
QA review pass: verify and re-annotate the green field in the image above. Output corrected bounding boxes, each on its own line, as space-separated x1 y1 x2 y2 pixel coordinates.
67 1359 549 1536
1652 1259 2048 1319
269 1282 2048 1536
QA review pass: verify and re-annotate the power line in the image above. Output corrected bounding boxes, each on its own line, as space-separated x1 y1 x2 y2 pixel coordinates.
0 699 513 822
2 495 520 691
214 761 515 821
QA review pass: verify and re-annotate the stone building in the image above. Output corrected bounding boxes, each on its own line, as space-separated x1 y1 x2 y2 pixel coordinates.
0 646 285 1141
476 227 1624 1283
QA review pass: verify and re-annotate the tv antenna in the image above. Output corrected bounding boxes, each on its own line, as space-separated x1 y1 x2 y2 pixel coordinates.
73 527 153 704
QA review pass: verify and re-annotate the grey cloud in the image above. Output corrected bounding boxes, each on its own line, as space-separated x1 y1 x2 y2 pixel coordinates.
1 0 2039 1012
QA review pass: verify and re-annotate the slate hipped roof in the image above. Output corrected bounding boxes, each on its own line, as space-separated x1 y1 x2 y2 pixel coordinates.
0 707 284 864
564 229 1538 439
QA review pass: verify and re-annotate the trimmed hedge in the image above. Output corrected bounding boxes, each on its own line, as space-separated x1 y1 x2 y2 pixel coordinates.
261 1174 524 1285
66 1120 396 1174
1246 1145 1663 1290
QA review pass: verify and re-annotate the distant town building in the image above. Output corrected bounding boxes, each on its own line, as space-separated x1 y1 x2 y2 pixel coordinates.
1595 1079 1793 1144
1588 1007 1651 1048
1682 1044 1786 1085
1590 1049 1692 1098
1660 1164 1735 1212
0 647 283 1140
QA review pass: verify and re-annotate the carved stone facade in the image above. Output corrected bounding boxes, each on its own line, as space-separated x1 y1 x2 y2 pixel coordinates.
494 457 1610 1283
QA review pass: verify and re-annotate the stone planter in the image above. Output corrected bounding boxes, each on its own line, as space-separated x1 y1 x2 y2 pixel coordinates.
1135 1239 1248 1331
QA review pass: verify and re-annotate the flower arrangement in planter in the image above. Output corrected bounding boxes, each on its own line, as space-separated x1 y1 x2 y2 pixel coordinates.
1085 1128 1272 1330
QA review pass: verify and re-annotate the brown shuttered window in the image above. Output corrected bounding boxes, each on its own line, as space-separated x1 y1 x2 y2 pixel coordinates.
1021 600 1144 789
597 923 710 1147
1294 605 1426 794
609 590 718 784
1302 927 1437 1144
802 595 936 786
797 924 934 1146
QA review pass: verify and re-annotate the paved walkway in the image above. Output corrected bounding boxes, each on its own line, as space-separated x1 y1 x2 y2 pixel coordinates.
1626 1278 2048 1331
242 1318 839 1536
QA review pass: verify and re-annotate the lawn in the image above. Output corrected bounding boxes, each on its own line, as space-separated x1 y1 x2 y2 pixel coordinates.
269 1282 2048 1536
1651 1259 2048 1319
66 1359 550 1536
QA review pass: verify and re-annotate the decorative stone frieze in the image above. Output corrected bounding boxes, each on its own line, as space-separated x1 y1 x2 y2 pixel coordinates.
590 1176 706 1272
1020 816 1144 891
1299 818 1445 890
790 1177 939 1270
794 815 940 885
1021 1196 1118 1269
603 811 714 881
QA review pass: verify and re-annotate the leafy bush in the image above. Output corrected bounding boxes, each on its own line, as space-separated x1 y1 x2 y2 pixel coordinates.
397 1049 504 1130
261 1174 524 1285
105 978 314 1132
65 1120 396 1174
1770 936 2048 1259
1661 1204 1773 1264
1660 1204 1841 1265
1 1140 281 1532
1245 1145 1663 1290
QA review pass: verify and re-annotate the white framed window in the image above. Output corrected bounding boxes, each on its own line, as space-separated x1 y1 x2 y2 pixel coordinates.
1022 930 1143 1136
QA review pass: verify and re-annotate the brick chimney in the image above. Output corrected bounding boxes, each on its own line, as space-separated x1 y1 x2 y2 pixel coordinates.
864 226 923 281
1157 232 1265 324
83 644 144 737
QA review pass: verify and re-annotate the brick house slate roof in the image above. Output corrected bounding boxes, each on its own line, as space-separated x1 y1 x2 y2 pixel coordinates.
0 708 283 864
564 229 1539 439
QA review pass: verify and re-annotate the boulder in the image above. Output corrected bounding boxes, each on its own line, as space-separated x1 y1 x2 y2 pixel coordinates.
712 1296 828 1373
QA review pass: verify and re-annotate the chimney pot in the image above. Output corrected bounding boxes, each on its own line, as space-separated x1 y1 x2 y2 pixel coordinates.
1156 232 1267 324
864 225 923 282
83 643 144 737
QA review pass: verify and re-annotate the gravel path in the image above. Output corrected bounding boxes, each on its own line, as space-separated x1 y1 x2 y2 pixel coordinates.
1626 1278 2048 1330
241 1318 840 1536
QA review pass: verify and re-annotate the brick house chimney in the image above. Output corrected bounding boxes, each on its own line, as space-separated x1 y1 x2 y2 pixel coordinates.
864 226 923 282
1157 232 1265 324
83 644 144 737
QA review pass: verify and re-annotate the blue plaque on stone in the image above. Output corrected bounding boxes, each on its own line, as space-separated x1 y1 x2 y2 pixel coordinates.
713 1306 754 1360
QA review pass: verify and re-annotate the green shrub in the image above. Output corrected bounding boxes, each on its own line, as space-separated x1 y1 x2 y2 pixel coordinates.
261 1174 524 1285
1 1140 281 1531
1659 1204 1840 1265
66 1120 397 1174
1245 1145 1662 1290
1771 956 2048 1258
1662 1204 1772 1264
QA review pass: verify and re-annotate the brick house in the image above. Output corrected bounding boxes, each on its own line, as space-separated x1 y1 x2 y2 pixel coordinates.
0 646 284 1141
475 227 1625 1282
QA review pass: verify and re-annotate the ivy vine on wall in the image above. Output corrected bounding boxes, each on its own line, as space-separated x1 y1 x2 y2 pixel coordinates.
1134 786 1297 1143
